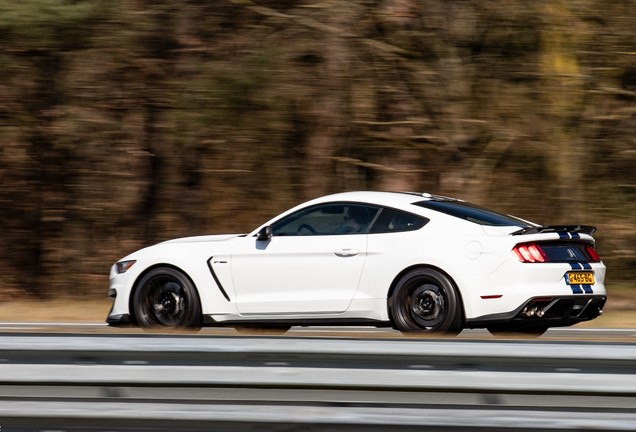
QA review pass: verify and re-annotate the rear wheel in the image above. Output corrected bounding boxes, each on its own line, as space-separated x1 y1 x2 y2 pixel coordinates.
133 267 202 331
391 268 463 335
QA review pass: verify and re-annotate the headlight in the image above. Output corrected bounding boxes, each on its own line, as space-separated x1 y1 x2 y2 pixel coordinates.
116 260 136 274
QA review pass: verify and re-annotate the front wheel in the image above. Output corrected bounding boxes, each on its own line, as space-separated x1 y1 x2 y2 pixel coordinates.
391 268 463 335
133 267 202 331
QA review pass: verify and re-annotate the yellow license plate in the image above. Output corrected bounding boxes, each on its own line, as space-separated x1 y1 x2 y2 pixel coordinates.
567 272 595 284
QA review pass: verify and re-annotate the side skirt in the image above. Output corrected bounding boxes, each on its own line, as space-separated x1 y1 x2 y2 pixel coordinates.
202 315 391 328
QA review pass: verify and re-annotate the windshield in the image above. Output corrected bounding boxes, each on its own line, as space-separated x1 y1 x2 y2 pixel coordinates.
413 200 533 228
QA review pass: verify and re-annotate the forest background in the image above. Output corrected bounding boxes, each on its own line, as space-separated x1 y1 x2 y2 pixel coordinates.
0 0 635 301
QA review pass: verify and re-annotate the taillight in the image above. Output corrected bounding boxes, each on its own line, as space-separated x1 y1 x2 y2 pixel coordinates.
585 245 601 262
512 243 547 263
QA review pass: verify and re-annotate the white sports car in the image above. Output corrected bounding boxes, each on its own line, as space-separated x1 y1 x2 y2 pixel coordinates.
107 191 606 335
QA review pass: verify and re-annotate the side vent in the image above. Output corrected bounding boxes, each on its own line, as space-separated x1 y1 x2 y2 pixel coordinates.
207 258 231 301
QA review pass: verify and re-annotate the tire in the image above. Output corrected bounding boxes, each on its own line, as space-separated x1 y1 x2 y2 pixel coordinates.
133 267 202 331
391 268 463 335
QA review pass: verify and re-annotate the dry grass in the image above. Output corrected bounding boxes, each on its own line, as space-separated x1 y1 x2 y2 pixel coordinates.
0 300 633 329
0 284 634 329
587 283 636 327
0 298 113 323
574 310 636 328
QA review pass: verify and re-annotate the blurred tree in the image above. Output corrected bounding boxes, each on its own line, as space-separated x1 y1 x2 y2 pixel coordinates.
0 0 100 296
0 0 634 299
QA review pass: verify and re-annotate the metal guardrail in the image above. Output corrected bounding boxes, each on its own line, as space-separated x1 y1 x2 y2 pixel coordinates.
0 334 635 431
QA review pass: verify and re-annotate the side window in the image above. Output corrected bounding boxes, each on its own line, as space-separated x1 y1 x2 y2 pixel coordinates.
272 203 381 236
369 208 429 234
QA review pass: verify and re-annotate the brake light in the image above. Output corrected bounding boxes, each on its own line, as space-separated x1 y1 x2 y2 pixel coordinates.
512 244 547 263
585 245 601 262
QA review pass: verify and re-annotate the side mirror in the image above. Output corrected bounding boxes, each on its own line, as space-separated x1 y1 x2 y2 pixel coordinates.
256 225 273 241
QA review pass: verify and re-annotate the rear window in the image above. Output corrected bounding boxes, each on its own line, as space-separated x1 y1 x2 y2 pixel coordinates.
413 200 531 228
540 243 592 262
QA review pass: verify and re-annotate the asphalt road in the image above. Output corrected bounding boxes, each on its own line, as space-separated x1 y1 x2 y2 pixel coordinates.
1 322 636 341
0 331 635 431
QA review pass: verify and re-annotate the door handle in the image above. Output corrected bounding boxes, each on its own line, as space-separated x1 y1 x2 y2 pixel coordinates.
334 248 359 257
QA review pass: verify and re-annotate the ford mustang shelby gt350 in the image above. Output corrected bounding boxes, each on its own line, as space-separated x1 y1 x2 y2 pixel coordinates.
107 191 606 335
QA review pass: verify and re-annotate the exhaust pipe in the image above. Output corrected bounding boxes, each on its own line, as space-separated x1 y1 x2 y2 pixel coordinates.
522 306 545 318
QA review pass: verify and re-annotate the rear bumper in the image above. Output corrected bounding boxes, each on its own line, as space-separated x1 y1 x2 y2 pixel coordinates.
466 295 606 330
462 258 606 320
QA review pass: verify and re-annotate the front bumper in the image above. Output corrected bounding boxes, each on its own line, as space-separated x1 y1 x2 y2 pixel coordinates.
106 303 133 326
106 313 132 326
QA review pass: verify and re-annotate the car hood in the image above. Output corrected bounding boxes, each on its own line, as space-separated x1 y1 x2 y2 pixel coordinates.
160 234 246 244
119 234 247 264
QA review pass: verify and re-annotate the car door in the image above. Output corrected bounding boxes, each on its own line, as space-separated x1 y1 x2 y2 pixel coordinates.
230 203 380 315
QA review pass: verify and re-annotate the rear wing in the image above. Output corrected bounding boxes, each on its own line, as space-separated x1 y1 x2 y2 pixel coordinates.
511 225 597 236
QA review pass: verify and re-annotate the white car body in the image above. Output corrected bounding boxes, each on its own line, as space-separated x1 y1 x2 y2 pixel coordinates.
107 191 607 333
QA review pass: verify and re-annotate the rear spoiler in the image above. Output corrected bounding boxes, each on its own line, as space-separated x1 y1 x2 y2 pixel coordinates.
511 225 597 236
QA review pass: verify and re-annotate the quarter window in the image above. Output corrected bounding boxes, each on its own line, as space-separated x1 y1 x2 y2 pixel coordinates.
369 208 429 234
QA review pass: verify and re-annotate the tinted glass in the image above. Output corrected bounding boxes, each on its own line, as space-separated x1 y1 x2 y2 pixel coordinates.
369 208 429 234
272 203 381 236
541 244 591 262
414 200 531 227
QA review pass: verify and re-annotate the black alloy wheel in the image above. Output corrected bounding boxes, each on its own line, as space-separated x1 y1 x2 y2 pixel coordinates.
133 267 202 331
391 268 463 335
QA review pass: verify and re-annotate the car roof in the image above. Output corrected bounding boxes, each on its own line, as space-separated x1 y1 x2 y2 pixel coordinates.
308 191 458 208
253 191 473 235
